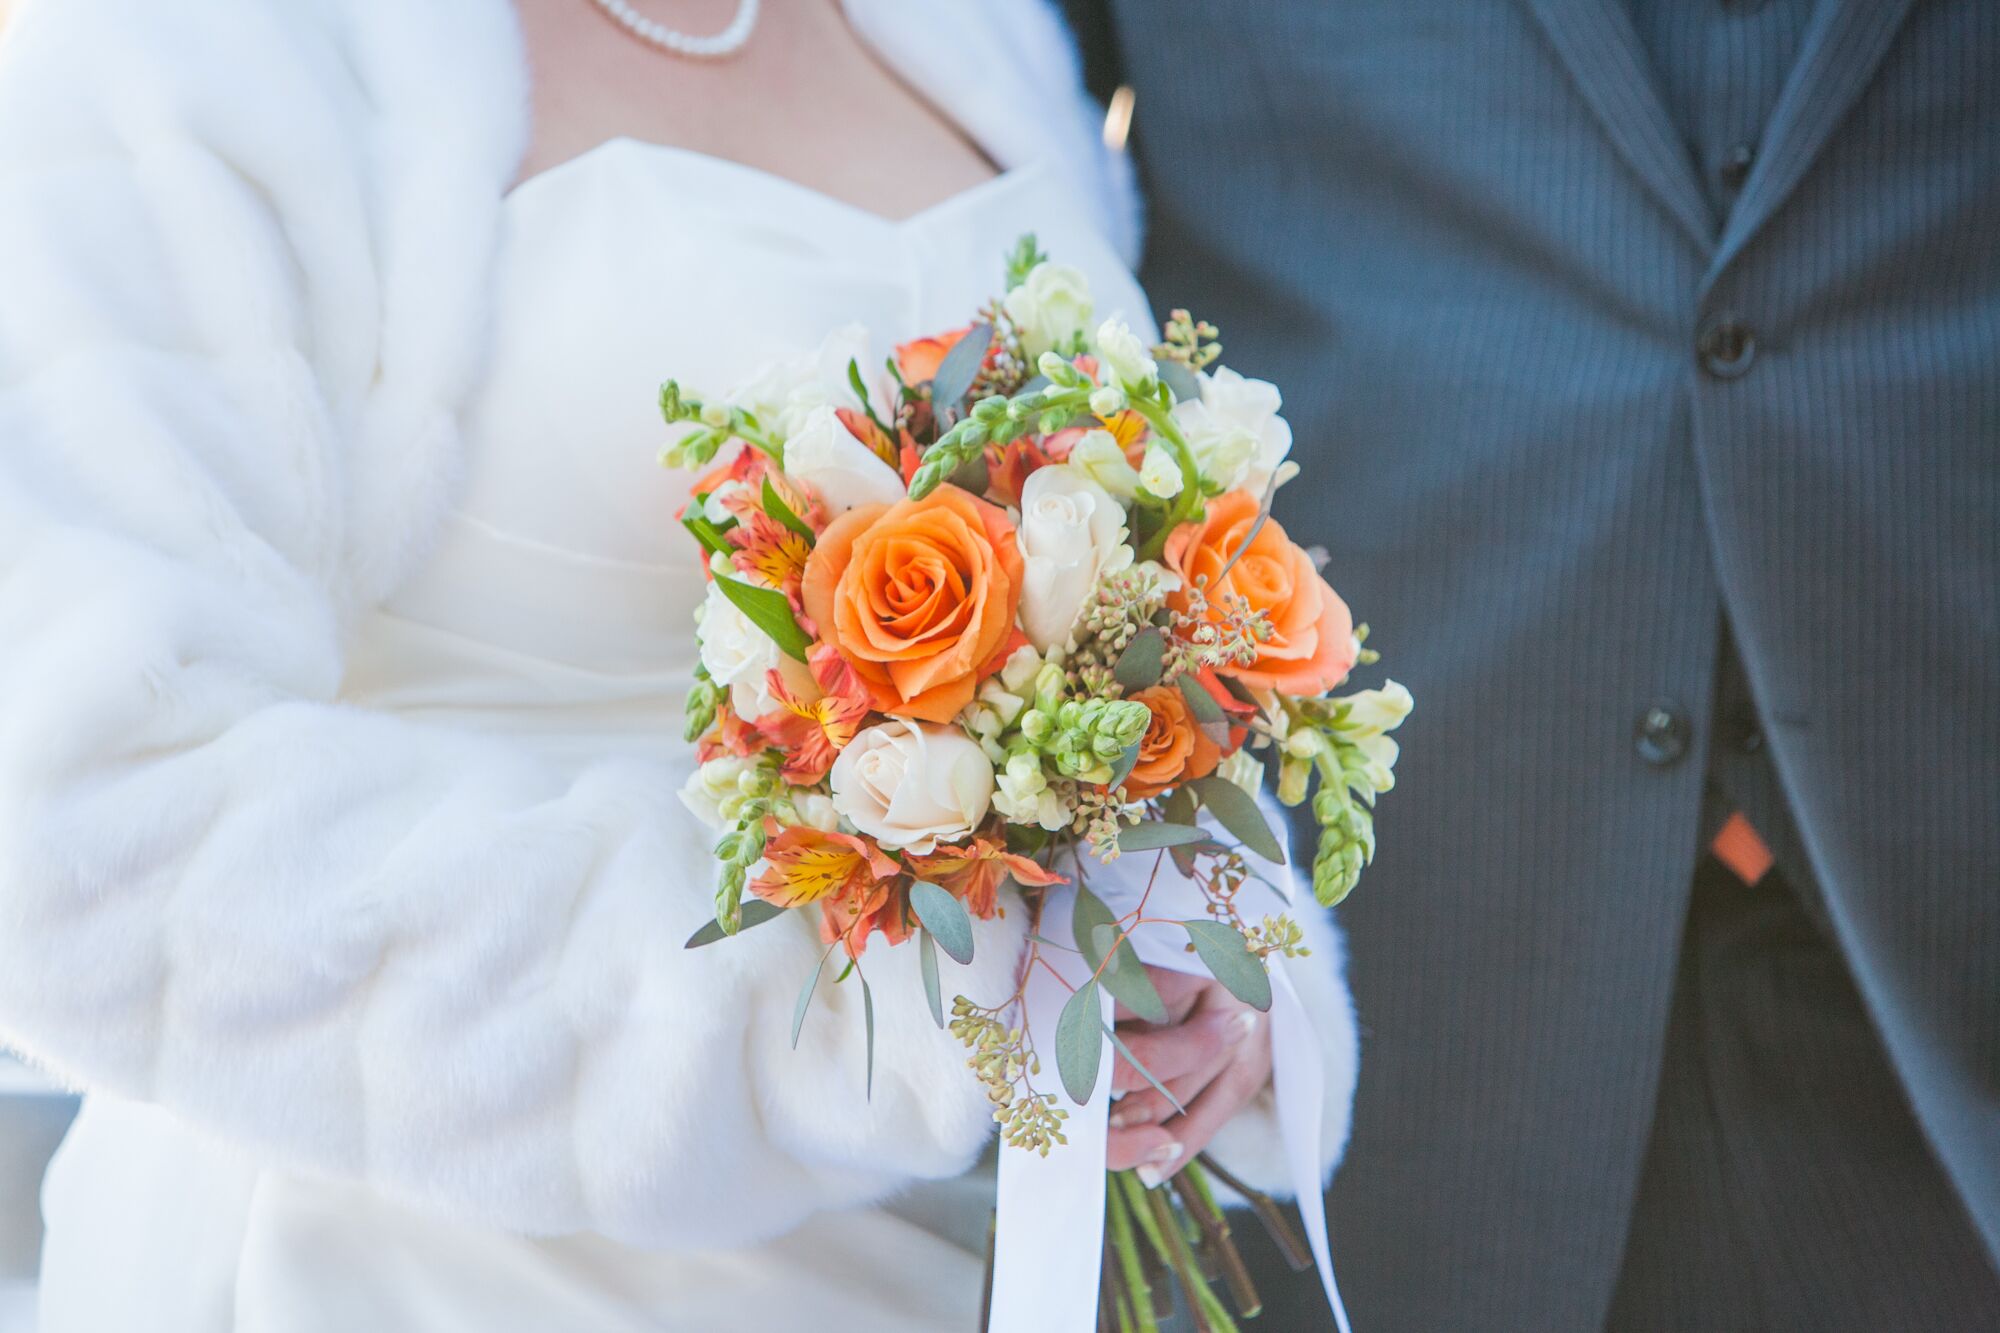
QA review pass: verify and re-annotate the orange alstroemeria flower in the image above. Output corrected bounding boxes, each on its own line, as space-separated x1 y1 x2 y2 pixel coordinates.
894 325 973 385
800 485 1025 724
749 821 898 911
1164 491 1358 696
905 836 1066 920
756 666 869 785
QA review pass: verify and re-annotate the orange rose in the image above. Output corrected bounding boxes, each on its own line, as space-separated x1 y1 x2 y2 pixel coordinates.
894 326 972 384
801 485 1025 723
1122 682 1225 800
1164 491 1357 695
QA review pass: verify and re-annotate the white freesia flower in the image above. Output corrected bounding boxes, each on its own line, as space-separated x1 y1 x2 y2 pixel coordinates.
1068 428 1142 501
678 754 757 830
992 751 1069 830
1341 679 1415 736
781 403 904 514
1171 366 1294 495
1018 465 1134 650
1138 442 1184 499
1003 262 1094 360
830 720 995 853
1094 317 1158 387
696 580 818 719
728 324 870 441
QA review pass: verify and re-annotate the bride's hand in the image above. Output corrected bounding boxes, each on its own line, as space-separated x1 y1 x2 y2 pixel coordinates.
1103 967 1271 1185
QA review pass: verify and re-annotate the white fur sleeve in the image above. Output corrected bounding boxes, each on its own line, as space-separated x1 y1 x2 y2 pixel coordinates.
0 0 1020 1247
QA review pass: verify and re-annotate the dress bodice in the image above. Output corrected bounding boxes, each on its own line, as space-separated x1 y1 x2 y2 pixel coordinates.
339 138 1150 772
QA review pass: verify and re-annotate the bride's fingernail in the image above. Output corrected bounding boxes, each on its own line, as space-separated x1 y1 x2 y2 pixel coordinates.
1108 1107 1132 1129
1233 1011 1261 1041
1135 1142 1182 1188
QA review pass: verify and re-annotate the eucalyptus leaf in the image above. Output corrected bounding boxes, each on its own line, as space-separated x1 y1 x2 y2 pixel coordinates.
1056 980 1105 1105
683 898 785 949
1004 824 1050 857
910 881 975 965
918 930 944 1028
1090 923 1123 976
1182 920 1273 1012
862 971 877 1101
1107 739 1143 789
930 322 992 415
1114 627 1167 691
1176 674 1232 748
1074 886 1168 1024
1104 1024 1188 1117
1116 821 1208 853
1190 776 1286 864
1162 786 1198 829
792 945 833 1048
1158 359 1204 407
713 574 814 662
949 453 991 496
761 478 815 543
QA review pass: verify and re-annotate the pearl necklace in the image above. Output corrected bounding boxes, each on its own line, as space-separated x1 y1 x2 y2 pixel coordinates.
586 0 760 60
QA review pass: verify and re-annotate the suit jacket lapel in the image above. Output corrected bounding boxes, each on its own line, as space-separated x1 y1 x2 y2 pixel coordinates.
1524 0 1715 251
1707 0 1917 284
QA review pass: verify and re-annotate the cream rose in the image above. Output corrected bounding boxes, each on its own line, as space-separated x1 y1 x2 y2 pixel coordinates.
696 579 818 719
830 719 994 853
1003 262 1094 361
1018 464 1133 650
782 403 905 514
728 324 869 441
1171 366 1294 495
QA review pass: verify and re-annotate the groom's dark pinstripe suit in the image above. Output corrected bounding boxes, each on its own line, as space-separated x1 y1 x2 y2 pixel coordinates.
1065 0 2000 1326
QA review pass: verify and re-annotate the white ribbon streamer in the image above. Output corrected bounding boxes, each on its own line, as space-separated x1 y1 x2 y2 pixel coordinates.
989 824 1351 1333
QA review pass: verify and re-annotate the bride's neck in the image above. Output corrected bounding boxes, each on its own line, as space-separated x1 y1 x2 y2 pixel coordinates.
511 0 997 218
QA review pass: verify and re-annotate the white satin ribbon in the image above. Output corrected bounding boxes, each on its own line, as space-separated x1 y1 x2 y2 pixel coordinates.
988 826 1351 1333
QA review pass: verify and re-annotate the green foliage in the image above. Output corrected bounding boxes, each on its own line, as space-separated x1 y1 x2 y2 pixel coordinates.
1182 920 1272 1012
711 574 813 662
910 881 975 965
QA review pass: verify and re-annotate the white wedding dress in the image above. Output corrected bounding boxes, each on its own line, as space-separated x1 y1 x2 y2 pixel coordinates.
36 128 1149 1333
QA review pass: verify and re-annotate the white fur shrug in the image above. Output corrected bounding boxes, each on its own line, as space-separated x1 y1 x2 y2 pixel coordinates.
0 0 1353 1248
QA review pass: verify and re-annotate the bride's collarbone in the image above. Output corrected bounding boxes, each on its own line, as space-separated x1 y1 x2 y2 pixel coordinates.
514 0 997 218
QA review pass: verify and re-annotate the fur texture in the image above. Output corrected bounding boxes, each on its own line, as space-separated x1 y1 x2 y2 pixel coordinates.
0 0 1350 1248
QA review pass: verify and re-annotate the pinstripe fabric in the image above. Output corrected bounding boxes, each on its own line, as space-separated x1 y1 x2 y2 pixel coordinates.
1066 0 2000 1327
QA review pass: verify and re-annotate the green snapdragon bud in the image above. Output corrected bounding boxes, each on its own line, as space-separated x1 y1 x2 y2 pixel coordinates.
682 676 721 743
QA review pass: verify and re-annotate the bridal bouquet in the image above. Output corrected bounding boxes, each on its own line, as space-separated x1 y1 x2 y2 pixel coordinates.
664 237 1407 1331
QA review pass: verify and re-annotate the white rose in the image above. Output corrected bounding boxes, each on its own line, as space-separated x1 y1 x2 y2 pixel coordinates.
1068 428 1142 501
830 720 995 853
1018 465 1134 650
1003 263 1094 361
781 403 904 514
728 324 870 441
1094 317 1158 388
1170 367 1294 495
697 580 818 719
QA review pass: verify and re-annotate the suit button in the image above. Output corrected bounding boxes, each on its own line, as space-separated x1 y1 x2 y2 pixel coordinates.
1635 701 1690 766
1719 142 1756 190
1698 317 1757 378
